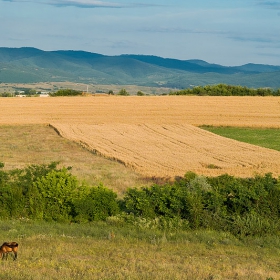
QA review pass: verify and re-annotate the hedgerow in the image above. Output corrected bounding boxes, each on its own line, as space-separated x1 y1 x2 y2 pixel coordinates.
169 84 280 96
0 162 119 222
0 162 279 236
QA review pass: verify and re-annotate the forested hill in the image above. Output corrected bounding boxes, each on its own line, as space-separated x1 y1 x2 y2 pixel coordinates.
0 47 280 88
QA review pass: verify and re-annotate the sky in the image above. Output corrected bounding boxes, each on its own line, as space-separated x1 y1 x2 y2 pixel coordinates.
0 0 280 66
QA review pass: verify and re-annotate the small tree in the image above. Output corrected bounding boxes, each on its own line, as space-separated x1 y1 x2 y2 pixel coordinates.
33 168 79 221
137 91 145 96
118 88 129 96
24 89 37 96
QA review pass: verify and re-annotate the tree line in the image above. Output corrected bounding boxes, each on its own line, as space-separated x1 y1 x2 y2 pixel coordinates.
169 84 280 96
2 84 280 97
1 162 280 237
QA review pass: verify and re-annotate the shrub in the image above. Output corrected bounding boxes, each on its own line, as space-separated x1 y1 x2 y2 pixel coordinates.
33 168 79 222
1 162 280 237
123 183 191 219
74 185 119 222
137 91 145 96
230 213 279 237
117 88 129 96
50 89 82 96
170 84 279 96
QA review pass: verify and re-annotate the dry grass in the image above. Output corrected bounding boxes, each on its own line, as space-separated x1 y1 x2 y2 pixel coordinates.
0 221 279 280
0 125 149 194
3 236 277 280
0 96 280 179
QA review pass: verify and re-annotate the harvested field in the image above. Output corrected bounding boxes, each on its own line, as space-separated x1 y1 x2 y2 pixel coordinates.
53 123 280 178
1 96 279 127
1 96 280 178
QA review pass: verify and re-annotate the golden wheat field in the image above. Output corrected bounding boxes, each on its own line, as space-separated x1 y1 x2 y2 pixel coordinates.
1 96 280 178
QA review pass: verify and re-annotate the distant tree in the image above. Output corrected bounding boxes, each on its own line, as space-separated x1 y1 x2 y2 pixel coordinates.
137 91 145 96
117 88 129 96
170 84 279 96
0 92 13 97
24 89 37 95
50 89 83 97
274 89 280 96
108 90 114 95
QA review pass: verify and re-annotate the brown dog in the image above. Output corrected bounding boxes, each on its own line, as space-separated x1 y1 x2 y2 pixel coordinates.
0 242 18 260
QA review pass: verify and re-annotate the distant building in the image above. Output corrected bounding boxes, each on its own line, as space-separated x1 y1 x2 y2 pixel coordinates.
39 92 49 97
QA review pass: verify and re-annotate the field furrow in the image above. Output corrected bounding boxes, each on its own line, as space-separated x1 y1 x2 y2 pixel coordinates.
53 123 280 178
1 96 280 178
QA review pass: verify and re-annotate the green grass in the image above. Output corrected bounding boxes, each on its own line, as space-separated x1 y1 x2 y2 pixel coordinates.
0 125 279 279
200 126 280 151
0 219 280 280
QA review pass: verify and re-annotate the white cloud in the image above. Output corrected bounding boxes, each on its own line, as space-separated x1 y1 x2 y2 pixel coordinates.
50 0 125 8
257 0 280 9
1 0 159 8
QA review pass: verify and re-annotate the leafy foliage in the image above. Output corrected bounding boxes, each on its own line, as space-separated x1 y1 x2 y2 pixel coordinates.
50 89 83 96
0 92 14 97
33 169 78 221
170 84 280 96
0 162 280 236
137 91 145 96
0 162 119 222
117 88 130 96
74 185 119 222
123 172 280 235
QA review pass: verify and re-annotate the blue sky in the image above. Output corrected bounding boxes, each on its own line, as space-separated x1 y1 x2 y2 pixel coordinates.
0 0 280 66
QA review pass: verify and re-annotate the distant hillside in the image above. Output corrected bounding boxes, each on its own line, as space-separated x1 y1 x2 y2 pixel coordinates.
0 47 280 88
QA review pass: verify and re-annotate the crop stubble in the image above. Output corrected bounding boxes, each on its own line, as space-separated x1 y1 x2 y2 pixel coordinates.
1 96 280 178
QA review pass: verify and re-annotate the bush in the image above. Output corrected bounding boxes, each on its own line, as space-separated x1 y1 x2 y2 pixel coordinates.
123 184 187 219
137 91 145 96
0 163 120 223
50 89 83 96
74 185 119 222
122 172 280 235
1 162 280 237
117 88 129 96
170 84 279 96
33 168 79 222
230 213 279 237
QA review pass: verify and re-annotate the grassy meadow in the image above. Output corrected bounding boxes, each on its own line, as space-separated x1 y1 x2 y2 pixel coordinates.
200 126 280 152
0 95 280 279
1 220 280 280
0 124 151 195
0 124 280 279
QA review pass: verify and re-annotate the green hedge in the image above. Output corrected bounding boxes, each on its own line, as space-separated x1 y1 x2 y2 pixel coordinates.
50 89 83 96
170 84 280 96
122 172 280 236
0 162 119 222
0 162 280 236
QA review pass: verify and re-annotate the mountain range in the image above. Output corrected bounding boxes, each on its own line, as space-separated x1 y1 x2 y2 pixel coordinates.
0 47 280 89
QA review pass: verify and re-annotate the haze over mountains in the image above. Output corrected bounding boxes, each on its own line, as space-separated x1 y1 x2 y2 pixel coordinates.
0 47 280 89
